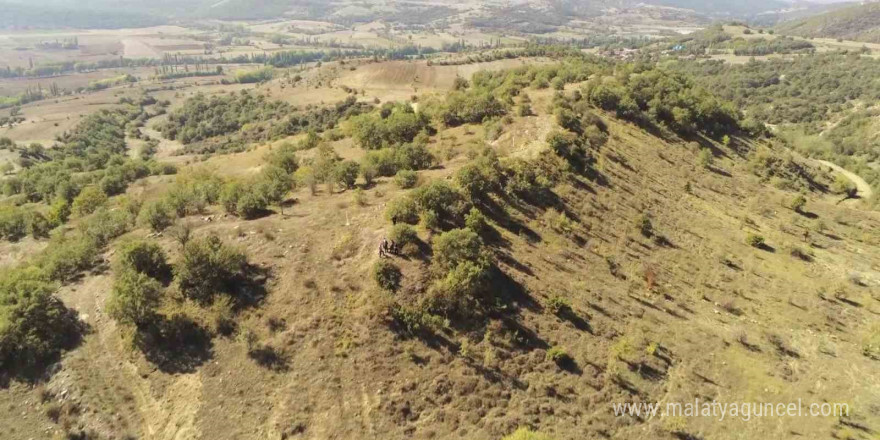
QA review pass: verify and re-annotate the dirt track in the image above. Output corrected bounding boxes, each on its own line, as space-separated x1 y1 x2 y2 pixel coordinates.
816 159 874 200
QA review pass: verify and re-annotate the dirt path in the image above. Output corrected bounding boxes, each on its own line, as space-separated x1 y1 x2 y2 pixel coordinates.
815 159 874 200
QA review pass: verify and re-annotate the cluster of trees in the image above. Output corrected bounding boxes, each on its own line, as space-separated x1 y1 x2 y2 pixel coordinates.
348 103 432 149
0 189 150 378
579 67 741 137
429 45 585 67
730 37 814 56
671 53 880 126
159 92 372 153
108 235 248 330
0 105 177 243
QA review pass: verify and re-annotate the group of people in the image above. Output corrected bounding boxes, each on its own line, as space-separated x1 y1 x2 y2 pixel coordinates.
378 238 400 258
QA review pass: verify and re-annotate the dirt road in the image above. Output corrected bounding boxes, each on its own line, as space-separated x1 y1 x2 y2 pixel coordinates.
816 159 874 200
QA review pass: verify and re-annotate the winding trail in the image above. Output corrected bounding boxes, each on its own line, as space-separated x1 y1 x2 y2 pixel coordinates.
815 159 874 200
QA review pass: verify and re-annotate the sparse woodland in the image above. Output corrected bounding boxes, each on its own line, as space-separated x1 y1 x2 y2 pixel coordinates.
0 14 879 440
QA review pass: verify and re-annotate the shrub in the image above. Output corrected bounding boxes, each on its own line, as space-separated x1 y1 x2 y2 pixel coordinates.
78 209 132 246
27 211 52 239
116 240 170 281
394 170 419 189
413 180 465 223
46 199 71 227
0 206 28 241
502 428 555 440
386 195 420 225
220 181 246 214
71 185 107 216
0 267 82 374
389 224 419 247
546 346 572 364
698 149 714 168
746 234 765 248
431 228 489 275
37 235 100 282
139 200 174 232
546 295 571 315
176 235 248 304
373 259 402 292
464 208 489 235
107 269 163 326
430 260 490 312
236 188 268 219
635 214 653 238
789 194 807 212
335 160 360 189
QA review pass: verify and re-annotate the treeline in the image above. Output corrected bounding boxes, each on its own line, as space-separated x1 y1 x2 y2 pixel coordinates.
428 45 586 66
730 37 814 56
0 46 437 80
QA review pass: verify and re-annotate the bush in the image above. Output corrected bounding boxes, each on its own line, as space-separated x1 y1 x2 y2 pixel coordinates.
635 214 653 238
27 211 52 239
78 209 132 246
546 295 571 315
502 428 555 440
116 240 170 281
236 188 268 219
546 346 572 364
46 199 71 227
0 267 82 374
107 269 163 326
386 195 420 225
394 170 419 189
389 224 419 247
746 234 766 248
413 180 465 223
0 206 28 241
139 200 174 232
789 194 807 212
464 208 489 235
37 235 100 282
71 185 107 216
176 235 248 304
220 181 246 214
334 160 360 189
431 228 489 275
373 259 402 292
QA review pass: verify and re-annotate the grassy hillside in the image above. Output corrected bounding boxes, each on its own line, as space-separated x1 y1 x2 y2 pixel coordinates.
776 2 880 43
1 53 879 440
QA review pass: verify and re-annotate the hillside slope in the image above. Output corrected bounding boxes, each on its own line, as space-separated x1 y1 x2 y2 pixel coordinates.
776 2 880 42
1 59 880 440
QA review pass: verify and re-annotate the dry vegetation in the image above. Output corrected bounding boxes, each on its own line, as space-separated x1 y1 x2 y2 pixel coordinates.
1 11 880 440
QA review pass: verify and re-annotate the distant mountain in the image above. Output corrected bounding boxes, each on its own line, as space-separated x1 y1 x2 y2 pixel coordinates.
775 2 880 42
0 2 166 29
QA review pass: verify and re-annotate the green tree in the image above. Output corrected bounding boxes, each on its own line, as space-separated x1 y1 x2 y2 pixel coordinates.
335 160 360 189
176 235 247 304
107 269 163 326
72 185 107 216
139 200 174 232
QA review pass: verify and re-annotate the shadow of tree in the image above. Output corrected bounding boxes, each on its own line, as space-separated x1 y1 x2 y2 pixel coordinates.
135 315 213 374
0 302 88 387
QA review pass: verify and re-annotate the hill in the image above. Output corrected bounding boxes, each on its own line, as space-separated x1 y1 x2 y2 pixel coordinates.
1 52 879 440
776 2 880 42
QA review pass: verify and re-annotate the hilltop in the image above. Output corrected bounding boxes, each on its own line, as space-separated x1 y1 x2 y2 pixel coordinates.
776 2 880 42
0 50 879 440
